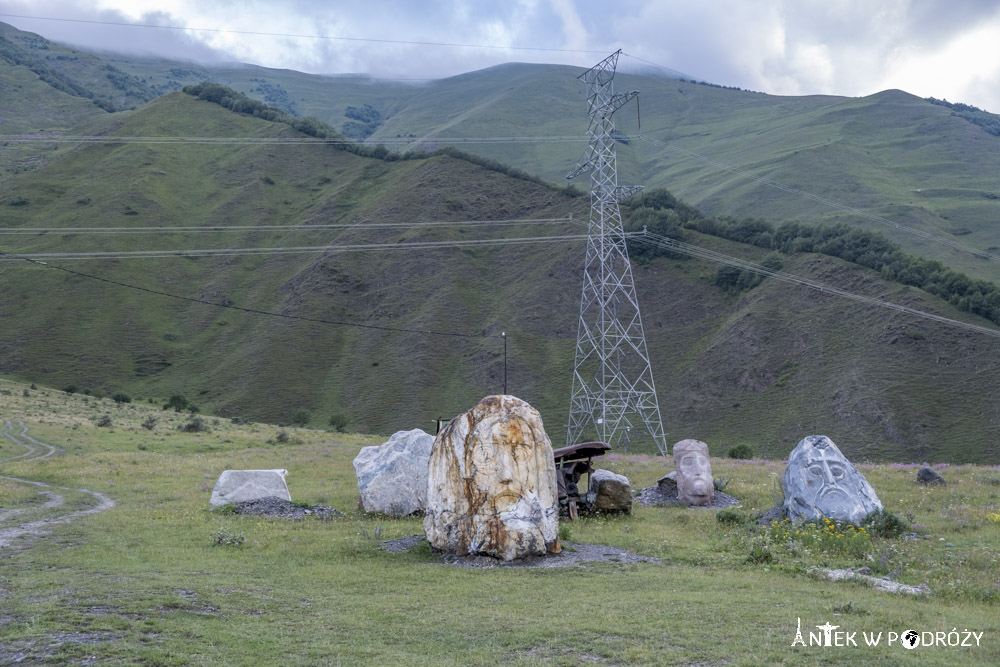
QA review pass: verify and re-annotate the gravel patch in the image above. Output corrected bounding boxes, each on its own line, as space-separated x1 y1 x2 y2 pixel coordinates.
635 485 740 509
381 534 659 568
231 496 343 520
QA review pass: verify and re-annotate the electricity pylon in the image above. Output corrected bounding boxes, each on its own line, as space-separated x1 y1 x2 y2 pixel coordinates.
565 50 668 456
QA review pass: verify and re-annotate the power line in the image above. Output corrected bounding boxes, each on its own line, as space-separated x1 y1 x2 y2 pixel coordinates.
638 133 1000 265
0 250 500 340
0 233 588 262
0 216 574 236
632 231 1000 340
1 134 585 145
0 13 609 56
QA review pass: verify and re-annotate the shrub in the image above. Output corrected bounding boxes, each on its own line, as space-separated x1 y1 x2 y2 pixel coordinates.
63 384 78 394
863 508 910 538
164 394 189 412
141 415 158 431
716 508 750 526
96 414 112 427
275 430 290 443
111 392 132 404
745 537 774 564
328 413 348 432
178 417 208 433
727 444 754 459
211 528 245 547
290 409 311 427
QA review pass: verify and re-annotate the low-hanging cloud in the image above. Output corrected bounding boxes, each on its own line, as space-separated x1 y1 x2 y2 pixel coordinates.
1 0 998 110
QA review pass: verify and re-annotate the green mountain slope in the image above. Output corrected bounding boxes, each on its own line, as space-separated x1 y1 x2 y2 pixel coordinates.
6 21 1000 285
2 91 1000 463
108 53 1000 284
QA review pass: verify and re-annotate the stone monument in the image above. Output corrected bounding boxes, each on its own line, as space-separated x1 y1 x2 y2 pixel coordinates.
673 439 715 506
423 395 560 561
783 435 883 525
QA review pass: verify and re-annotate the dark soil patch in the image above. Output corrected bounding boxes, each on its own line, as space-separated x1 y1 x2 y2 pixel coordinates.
381 534 659 568
231 496 342 520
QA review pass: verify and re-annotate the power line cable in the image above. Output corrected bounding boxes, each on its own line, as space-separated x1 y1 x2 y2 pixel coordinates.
632 230 1000 339
638 133 1000 264
0 249 500 340
1 135 586 145
0 233 589 261
0 216 575 236
0 13 609 56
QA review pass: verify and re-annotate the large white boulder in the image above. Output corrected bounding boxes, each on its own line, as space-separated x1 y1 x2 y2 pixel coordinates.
353 428 434 516
210 469 290 506
423 395 560 561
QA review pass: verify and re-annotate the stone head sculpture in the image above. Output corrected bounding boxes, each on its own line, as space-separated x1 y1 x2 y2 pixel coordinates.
673 439 714 506
783 435 882 525
423 395 560 561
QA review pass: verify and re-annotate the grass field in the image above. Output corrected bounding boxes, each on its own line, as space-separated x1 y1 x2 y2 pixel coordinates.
1 379 998 665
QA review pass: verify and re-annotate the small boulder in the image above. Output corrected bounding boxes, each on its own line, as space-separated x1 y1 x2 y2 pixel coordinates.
656 471 678 493
423 395 560 561
917 467 946 486
783 435 882 525
210 469 290 506
353 428 434 516
589 469 632 513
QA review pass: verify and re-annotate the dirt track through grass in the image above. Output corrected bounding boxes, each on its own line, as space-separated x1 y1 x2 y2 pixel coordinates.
0 419 115 551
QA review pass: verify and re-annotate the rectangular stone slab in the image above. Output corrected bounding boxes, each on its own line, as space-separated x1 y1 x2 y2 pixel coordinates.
210 469 290 506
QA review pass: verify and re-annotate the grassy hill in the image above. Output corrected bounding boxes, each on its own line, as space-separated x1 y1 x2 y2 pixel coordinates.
3 90 1000 462
6 21 1000 283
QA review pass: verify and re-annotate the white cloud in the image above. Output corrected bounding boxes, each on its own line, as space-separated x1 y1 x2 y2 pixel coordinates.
1 0 999 109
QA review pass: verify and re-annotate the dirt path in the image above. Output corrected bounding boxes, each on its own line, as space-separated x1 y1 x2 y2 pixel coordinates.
0 420 115 552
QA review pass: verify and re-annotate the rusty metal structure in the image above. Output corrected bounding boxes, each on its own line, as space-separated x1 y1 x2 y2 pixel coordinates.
565 50 668 456
553 441 611 520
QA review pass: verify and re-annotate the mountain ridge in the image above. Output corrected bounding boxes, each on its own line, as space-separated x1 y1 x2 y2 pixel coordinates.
2 91 1000 462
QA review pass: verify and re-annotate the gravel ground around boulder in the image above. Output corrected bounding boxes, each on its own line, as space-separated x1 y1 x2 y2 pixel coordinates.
635 485 740 509
381 534 659 568
232 496 342 520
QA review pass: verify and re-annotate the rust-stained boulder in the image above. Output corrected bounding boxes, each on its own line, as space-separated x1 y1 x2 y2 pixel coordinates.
423 395 560 561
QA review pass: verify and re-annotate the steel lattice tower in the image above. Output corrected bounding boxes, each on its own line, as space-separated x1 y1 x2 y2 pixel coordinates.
565 50 668 456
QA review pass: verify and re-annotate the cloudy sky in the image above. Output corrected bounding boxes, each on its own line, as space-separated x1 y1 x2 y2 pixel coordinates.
1 0 999 111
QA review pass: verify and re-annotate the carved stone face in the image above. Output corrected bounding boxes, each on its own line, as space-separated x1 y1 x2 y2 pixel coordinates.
673 439 714 506
783 435 883 525
424 395 560 561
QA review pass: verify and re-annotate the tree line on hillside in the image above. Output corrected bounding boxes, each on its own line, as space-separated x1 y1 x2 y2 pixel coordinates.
182 82 579 194
926 97 1000 137
624 189 1000 326
0 35 152 111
